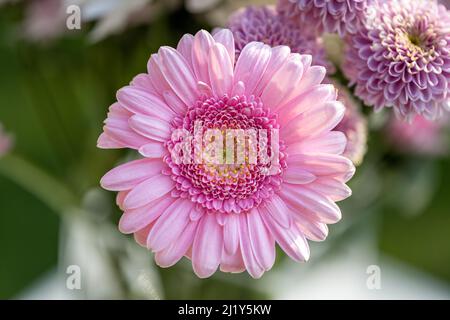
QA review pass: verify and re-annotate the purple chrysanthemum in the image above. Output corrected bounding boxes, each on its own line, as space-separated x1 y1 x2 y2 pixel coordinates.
344 0 450 120
276 0 372 36
227 5 335 73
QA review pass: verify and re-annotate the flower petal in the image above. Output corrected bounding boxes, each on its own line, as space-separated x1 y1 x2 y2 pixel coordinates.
119 196 175 234
123 174 174 209
223 213 239 255
282 101 345 143
247 209 275 271
192 30 215 84
192 213 223 278
239 213 264 279
234 42 272 96
158 46 198 107
117 86 174 122
147 198 194 252
155 220 198 268
100 158 164 191
213 28 235 67
261 210 310 262
129 114 171 142
208 43 233 97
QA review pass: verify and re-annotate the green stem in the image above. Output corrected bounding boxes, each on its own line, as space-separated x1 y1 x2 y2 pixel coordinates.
0 153 79 214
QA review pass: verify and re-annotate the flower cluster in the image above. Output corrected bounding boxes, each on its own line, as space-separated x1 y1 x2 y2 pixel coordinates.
97 0 450 278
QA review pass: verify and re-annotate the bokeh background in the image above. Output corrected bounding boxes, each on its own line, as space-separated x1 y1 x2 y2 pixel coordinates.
0 0 449 299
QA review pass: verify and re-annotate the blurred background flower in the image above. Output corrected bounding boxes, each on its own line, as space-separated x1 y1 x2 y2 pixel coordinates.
0 123 12 157
333 83 368 166
343 0 450 120
276 0 372 36
386 115 449 156
227 5 335 73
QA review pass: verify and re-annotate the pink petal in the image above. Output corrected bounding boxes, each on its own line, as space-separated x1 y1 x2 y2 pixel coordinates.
277 84 336 125
102 103 150 149
189 206 204 221
223 213 239 255
234 42 271 96
147 198 194 252
283 166 317 184
119 195 174 234
239 214 264 279
158 46 198 107
288 131 346 156
294 217 329 242
130 73 154 91
129 114 171 142
280 184 342 224
306 177 352 202
147 54 170 97
261 54 304 110
192 30 215 84
117 86 174 122
262 194 291 229
287 153 355 180
254 45 291 96
97 132 122 149
162 90 187 115
100 158 164 191
295 65 326 95
220 248 245 273
208 43 233 97
261 211 310 262
247 209 275 271
213 29 235 67
155 220 198 268
134 223 153 247
282 101 345 143
123 174 174 209
138 142 167 158
176 33 194 68
116 191 129 210
192 213 223 278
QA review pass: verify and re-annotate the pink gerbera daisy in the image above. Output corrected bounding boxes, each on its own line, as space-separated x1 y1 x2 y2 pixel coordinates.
98 29 355 278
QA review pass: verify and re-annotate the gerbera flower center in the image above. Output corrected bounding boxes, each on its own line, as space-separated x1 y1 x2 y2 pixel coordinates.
165 94 287 214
